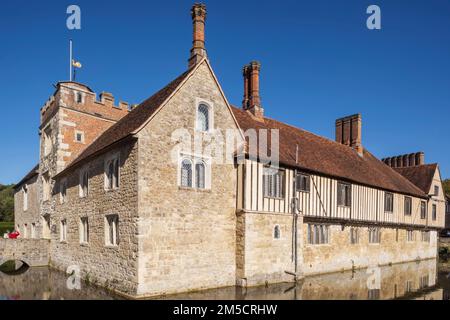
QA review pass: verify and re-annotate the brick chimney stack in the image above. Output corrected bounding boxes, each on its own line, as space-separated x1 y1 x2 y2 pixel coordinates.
382 152 425 168
242 61 264 119
188 3 207 68
335 114 363 156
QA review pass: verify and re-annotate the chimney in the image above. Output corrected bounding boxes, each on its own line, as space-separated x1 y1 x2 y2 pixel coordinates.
415 152 425 166
188 3 207 68
335 114 363 156
408 153 416 166
242 61 264 119
242 65 250 109
382 152 425 168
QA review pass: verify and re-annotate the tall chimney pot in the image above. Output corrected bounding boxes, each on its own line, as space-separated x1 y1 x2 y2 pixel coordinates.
188 3 207 68
335 114 363 156
242 61 264 119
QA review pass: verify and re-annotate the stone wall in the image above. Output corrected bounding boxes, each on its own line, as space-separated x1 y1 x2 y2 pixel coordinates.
302 223 438 276
50 141 139 296
135 61 240 297
236 212 302 287
14 175 40 238
0 239 49 267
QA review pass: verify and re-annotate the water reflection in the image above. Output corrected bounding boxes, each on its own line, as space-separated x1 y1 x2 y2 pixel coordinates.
159 259 445 300
0 267 118 300
0 259 447 300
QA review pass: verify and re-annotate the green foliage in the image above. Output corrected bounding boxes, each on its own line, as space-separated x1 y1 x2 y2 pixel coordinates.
443 179 450 197
0 184 15 222
0 222 14 235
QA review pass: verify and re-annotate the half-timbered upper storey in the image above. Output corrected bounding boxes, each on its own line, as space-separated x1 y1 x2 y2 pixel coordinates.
232 102 445 229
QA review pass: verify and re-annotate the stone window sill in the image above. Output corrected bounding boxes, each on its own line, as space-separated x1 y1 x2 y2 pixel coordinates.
80 242 89 247
60 241 68 244
105 245 119 249
178 186 211 193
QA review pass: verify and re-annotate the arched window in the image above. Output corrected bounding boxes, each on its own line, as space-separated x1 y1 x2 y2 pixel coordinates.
181 159 193 187
274 225 281 239
195 161 206 189
197 104 210 132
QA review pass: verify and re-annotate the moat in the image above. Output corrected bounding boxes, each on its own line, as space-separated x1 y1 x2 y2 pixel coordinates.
0 259 449 300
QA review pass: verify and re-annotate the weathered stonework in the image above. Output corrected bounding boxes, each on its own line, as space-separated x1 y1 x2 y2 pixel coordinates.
0 239 49 267
135 61 241 297
302 224 437 276
14 174 40 238
49 142 139 295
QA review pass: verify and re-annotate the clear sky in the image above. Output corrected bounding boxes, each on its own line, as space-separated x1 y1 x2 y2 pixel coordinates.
0 0 449 184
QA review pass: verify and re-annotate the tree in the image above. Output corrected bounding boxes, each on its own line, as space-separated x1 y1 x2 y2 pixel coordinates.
0 184 15 222
443 179 450 197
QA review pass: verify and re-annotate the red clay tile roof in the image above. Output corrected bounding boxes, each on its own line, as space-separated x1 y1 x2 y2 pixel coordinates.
55 66 428 199
231 106 427 198
15 164 39 189
393 164 438 194
56 69 192 176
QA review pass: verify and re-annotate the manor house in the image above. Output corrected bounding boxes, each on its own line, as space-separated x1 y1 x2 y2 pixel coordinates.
14 3 445 298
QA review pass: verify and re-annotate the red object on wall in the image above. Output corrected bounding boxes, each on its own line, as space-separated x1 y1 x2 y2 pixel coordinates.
8 231 20 239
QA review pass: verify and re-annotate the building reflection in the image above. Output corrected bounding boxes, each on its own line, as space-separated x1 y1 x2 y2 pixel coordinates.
0 259 447 300
159 259 446 300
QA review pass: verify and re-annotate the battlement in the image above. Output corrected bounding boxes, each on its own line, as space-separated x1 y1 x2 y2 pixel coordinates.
40 81 132 126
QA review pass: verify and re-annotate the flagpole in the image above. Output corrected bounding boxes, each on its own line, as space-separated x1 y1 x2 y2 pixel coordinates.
69 39 73 82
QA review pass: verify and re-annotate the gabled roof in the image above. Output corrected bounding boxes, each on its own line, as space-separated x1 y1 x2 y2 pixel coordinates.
55 68 193 177
52 61 427 199
15 164 39 190
393 164 438 194
231 107 427 198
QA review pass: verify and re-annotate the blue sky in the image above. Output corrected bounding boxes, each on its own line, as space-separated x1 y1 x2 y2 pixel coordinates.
0 0 449 184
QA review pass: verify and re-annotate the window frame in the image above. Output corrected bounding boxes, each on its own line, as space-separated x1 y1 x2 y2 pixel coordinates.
60 219 67 242
104 154 120 191
384 192 394 213
434 185 439 197
420 201 427 219
195 99 214 133
263 166 285 199
79 217 89 244
74 130 85 144
60 178 67 204
296 173 310 193
406 230 415 242
432 204 437 221
79 168 89 198
404 196 412 216
273 225 281 240
368 227 381 244
350 227 359 244
178 153 211 190
105 214 119 247
22 184 28 211
337 182 352 207
307 224 330 245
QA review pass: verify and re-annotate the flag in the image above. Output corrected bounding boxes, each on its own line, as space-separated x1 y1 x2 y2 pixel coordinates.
72 59 82 68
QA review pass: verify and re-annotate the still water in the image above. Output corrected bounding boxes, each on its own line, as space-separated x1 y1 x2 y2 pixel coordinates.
0 259 449 300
